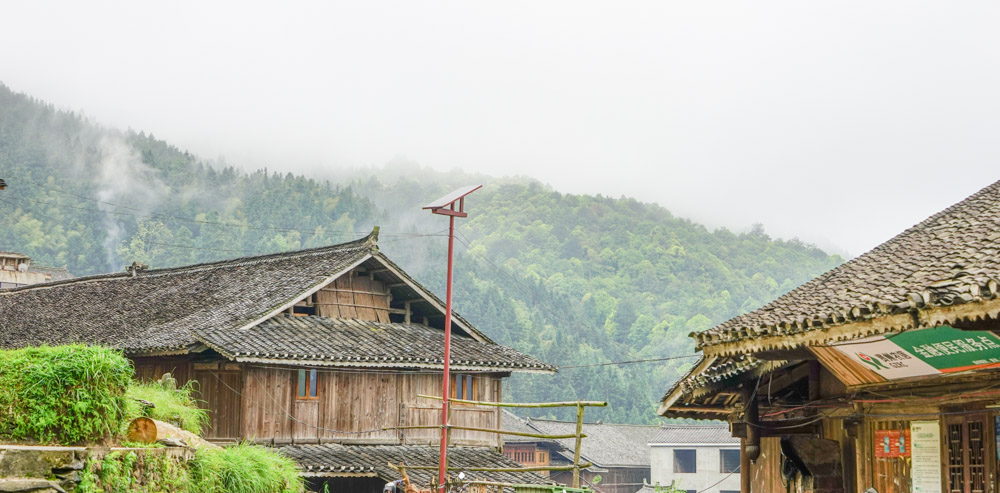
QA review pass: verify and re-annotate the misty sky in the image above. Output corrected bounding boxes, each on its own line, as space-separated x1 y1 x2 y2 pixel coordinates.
3 1 1000 256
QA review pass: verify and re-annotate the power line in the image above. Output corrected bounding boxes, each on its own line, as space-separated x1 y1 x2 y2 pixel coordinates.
559 355 699 369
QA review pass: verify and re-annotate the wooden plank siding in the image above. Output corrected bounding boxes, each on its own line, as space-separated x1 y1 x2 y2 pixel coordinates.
306 268 391 322
241 366 503 447
132 356 194 385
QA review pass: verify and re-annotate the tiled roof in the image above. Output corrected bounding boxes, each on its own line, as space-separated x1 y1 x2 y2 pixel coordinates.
695 178 1000 353
500 410 547 443
279 443 551 487
526 419 661 468
196 315 554 372
0 235 374 353
648 425 738 445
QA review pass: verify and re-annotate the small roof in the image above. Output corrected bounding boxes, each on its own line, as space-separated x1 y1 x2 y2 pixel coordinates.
694 178 1000 356
196 315 554 372
526 419 661 468
280 443 551 487
500 409 550 443
0 251 30 260
648 424 738 445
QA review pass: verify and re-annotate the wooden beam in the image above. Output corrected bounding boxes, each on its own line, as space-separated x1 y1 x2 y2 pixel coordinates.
731 421 820 438
417 394 608 408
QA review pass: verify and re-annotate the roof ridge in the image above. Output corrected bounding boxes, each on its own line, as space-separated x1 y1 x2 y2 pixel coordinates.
0 229 378 294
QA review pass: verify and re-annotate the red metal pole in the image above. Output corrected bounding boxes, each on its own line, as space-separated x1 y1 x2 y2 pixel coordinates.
438 213 455 492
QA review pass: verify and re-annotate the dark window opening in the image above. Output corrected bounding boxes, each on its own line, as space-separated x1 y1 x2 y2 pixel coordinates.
292 305 316 316
451 374 476 401
297 369 318 399
720 449 741 473
674 449 696 473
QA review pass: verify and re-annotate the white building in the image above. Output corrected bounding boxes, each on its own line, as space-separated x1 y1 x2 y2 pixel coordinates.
646 424 741 493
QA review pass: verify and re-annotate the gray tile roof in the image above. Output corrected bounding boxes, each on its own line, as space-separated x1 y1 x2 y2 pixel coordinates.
500 410 547 443
695 178 1000 353
526 419 661 468
648 425 738 445
279 443 551 487
196 315 554 372
0 231 547 371
0 235 374 353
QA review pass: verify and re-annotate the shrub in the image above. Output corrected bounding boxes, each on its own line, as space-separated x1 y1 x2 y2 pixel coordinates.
126 381 210 435
0 345 133 444
190 443 305 493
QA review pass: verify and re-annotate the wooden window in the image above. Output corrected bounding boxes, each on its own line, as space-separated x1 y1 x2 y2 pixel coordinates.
451 374 476 401
946 414 988 493
720 449 740 473
673 449 696 473
296 369 318 399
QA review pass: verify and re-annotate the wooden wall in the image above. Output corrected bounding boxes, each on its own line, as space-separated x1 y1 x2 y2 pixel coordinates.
241 366 503 447
291 267 391 322
132 355 194 385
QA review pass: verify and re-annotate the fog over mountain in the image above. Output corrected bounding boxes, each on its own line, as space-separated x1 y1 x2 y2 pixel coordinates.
3 1 1000 255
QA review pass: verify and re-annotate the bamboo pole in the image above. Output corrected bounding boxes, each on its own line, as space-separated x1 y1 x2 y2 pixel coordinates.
417 394 607 408
391 463 592 473
388 425 586 440
572 402 584 488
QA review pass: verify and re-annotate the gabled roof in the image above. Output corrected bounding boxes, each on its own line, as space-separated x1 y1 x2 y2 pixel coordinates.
279 444 552 487
0 234 374 354
525 419 661 468
196 315 554 372
694 178 1000 356
500 409 557 444
648 424 738 445
0 231 548 371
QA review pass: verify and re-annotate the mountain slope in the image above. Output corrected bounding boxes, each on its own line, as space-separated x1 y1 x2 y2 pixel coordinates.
0 83 843 422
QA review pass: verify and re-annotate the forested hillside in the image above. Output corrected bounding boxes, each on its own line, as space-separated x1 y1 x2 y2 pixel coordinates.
0 84 843 422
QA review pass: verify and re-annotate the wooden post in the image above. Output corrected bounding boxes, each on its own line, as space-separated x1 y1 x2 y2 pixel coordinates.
741 437 751 493
573 401 584 488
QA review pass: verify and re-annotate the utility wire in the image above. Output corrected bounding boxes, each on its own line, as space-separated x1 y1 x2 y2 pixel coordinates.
559 355 699 369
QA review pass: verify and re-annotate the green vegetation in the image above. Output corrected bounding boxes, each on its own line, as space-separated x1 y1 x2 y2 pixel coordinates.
0 83 844 422
0 345 132 444
190 443 304 493
79 449 191 493
78 445 304 493
126 381 210 435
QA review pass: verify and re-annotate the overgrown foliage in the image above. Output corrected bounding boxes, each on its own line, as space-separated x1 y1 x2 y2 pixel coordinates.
190 443 305 493
79 445 303 493
0 345 133 444
126 381 210 435
79 449 191 493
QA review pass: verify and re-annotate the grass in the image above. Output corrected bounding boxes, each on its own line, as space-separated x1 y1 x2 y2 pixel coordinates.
0 345 133 444
126 381 210 435
190 443 305 493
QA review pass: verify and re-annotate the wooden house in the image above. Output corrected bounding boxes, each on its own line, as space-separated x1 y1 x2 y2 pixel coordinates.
0 251 72 288
0 230 555 491
659 179 1000 493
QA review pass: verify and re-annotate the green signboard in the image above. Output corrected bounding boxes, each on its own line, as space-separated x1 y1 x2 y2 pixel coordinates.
834 326 1000 380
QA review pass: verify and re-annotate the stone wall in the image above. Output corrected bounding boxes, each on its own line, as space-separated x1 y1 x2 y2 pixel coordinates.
0 445 194 492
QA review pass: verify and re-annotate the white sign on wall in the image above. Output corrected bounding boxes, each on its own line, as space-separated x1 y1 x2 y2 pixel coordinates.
910 420 942 493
